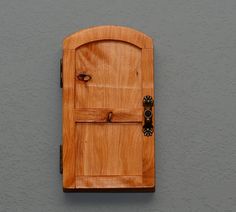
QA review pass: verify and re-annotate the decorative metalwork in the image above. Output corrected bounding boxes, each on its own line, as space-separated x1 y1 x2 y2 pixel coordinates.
143 95 154 136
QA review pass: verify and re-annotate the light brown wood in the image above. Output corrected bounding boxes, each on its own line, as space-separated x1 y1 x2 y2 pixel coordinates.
76 176 143 189
76 123 142 176
62 25 155 191
75 40 142 109
142 49 155 187
74 108 142 123
63 25 153 49
62 49 76 189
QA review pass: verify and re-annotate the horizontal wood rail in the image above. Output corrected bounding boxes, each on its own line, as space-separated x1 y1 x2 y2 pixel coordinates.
74 108 143 123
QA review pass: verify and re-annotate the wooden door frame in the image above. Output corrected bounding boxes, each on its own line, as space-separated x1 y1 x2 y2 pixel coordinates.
62 25 155 191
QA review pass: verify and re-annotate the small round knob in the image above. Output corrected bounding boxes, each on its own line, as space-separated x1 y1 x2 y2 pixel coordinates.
144 109 152 120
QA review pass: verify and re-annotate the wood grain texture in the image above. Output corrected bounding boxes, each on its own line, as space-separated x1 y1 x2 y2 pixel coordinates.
76 176 143 189
141 49 155 187
63 25 153 49
75 123 142 176
62 49 76 189
75 40 142 109
74 108 142 123
62 25 155 191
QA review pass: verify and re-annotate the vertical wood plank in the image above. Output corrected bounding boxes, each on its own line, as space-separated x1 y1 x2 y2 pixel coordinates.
141 48 155 188
62 49 76 189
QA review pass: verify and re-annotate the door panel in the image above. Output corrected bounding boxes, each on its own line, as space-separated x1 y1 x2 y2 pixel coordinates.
75 40 142 109
62 25 155 191
76 123 142 176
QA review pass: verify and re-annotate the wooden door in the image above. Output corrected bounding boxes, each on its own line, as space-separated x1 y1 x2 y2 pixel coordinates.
62 25 155 191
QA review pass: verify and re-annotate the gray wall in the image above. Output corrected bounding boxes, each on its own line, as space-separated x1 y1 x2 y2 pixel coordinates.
0 0 235 211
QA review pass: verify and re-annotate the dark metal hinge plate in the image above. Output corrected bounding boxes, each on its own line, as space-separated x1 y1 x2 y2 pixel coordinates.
60 58 63 88
60 145 63 174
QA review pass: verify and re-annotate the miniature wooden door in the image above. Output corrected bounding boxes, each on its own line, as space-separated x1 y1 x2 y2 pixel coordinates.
61 25 155 191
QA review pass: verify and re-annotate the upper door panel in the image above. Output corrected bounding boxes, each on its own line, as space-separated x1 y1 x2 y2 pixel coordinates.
75 40 142 109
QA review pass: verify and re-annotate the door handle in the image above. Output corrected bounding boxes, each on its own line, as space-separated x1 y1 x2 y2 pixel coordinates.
77 73 92 82
143 95 154 136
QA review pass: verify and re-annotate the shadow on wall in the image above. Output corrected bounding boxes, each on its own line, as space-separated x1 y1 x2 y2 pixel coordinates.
62 192 155 206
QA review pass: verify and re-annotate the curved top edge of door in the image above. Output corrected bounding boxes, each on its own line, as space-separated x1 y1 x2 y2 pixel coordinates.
63 25 153 50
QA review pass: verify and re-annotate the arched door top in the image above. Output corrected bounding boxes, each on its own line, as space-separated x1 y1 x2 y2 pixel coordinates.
63 25 153 49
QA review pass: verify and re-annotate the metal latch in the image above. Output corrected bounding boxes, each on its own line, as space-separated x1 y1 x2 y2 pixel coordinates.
143 96 154 136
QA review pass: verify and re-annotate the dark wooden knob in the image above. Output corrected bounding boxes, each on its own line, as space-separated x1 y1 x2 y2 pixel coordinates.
77 73 92 82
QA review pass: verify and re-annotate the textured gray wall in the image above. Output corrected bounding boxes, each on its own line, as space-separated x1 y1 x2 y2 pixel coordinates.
0 0 236 211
